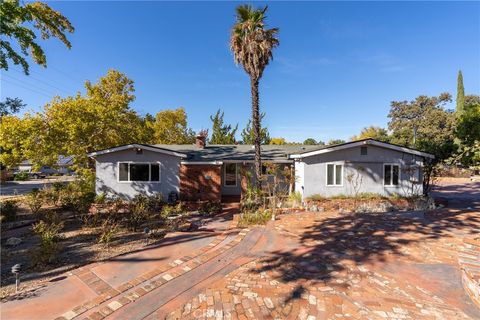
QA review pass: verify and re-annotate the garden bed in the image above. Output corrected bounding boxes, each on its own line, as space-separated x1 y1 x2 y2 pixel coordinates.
0 213 167 300
304 195 436 214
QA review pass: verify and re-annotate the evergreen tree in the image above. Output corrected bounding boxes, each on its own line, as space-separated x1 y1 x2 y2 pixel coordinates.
456 70 465 116
241 112 271 144
303 138 318 145
209 109 238 144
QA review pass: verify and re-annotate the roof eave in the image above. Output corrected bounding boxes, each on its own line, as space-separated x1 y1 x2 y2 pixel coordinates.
289 139 435 159
87 144 187 158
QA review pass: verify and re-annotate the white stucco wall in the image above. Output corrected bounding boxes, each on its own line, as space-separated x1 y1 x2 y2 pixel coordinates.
297 145 425 199
94 148 181 200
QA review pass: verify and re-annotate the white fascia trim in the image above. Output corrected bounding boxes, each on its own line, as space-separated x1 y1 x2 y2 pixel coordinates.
289 140 435 159
222 160 293 164
181 161 224 165
87 144 187 158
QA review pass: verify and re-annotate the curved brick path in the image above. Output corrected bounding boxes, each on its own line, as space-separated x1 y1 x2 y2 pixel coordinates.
165 209 480 320
1 208 248 320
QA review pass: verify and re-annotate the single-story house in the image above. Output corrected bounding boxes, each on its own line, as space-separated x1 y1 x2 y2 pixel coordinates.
87 136 434 202
17 156 74 175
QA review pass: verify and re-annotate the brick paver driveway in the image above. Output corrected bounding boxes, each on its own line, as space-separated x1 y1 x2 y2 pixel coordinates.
164 208 480 320
2 181 480 320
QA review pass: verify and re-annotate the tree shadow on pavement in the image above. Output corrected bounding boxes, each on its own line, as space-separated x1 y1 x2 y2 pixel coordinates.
254 209 480 304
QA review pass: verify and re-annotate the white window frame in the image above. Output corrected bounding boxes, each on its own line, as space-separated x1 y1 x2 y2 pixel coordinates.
117 162 161 183
383 163 400 187
325 162 344 187
223 163 238 187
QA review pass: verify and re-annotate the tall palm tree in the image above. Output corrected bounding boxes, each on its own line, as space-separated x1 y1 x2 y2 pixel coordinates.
230 4 279 187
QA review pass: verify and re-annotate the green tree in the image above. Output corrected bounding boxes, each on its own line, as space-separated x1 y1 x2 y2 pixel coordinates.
42 70 144 167
465 95 480 110
351 126 390 142
387 93 455 157
0 70 145 169
269 137 286 145
327 139 346 145
0 0 74 74
456 70 465 116
139 113 156 144
230 4 279 185
388 93 456 193
454 100 480 167
240 112 270 144
209 109 238 144
0 97 25 117
153 108 196 144
303 138 318 145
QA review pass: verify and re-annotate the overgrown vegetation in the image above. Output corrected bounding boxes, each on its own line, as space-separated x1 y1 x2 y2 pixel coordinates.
97 219 119 246
31 211 64 266
13 171 29 181
198 201 222 216
238 208 272 227
25 189 43 215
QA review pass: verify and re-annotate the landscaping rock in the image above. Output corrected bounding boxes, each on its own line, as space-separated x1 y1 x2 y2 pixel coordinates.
5 237 22 246
414 197 436 211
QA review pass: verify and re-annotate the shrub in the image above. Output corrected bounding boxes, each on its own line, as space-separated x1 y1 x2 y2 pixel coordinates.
238 209 272 227
52 182 65 191
43 187 62 206
198 201 222 216
98 219 119 246
14 171 29 181
175 201 187 215
160 205 175 218
32 218 64 265
59 184 95 216
147 193 165 211
26 190 44 215
0 200 19 222
42 210 63 225
288 191 302 206
128 195 153 231
94 193 107 204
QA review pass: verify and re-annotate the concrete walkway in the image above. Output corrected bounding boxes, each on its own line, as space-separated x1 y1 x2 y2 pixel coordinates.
1 208 243 320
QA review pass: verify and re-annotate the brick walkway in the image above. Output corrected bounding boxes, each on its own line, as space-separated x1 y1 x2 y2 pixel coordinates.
3 205 480 320
166 209 480 319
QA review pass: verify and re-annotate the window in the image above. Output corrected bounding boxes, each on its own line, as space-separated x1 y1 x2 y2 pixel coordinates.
384 164 399 186
118 162 160 182
224 163 237 186
326 163 343 186
360 147 368 155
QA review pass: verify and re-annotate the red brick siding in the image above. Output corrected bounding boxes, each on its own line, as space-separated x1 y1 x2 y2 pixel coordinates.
179 164 222 202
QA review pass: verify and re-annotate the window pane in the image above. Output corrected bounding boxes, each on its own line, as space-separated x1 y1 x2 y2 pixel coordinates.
384 165 391 185
119 163 129 181
151 164 160 181
392 165 399 185
327 164 334 185
225 163 237 186
130 164 149 181
335 165 342 185
360 147 368 155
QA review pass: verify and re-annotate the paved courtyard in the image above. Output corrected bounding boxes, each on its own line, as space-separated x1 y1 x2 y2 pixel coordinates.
1 180 479 320
163 208 480 320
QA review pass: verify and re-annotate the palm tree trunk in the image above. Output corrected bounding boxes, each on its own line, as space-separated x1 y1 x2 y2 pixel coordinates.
250 77 261 187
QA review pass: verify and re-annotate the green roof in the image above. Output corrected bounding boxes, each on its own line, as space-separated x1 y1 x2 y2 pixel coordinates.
152 144 320 162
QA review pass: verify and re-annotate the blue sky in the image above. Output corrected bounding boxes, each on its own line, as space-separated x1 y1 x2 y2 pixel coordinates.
2 1 479 142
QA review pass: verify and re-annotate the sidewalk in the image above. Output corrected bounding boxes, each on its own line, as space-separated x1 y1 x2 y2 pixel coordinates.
1 209 240 320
